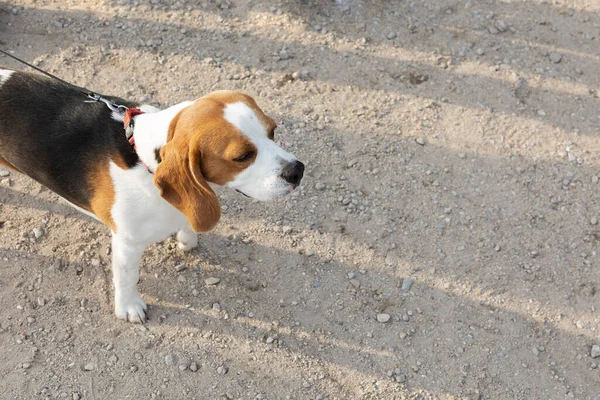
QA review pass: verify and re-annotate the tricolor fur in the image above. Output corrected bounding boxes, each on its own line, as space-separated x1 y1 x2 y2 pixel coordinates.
0 68 304 323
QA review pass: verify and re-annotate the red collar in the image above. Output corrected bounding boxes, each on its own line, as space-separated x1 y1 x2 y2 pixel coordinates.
123 108 153 173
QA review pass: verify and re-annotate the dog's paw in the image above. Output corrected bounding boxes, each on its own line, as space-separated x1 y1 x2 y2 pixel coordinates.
114 292 147 323
177 230 198 252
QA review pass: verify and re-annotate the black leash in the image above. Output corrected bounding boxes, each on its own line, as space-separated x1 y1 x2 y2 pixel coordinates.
0 48 128 114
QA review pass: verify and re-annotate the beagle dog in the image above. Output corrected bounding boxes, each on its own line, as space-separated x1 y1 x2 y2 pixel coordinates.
0 68 304 323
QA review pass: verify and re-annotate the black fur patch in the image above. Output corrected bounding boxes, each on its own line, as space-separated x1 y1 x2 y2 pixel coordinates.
154 147 162 164
0 69 139 210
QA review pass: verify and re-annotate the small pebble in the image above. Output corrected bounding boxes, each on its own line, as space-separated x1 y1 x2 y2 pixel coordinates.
205 277 220 285
591 344 600 358
0 169 9 177
33 228 44 239
190 362 198 372
549 52 562 63
217 365 228 375
377 313 391 323
83 363 95 371
315 182 326 190
401 278 414 291
415 137 426 146
165 354 177 366
349 279 361 288
174 264 186 272
212 303 221 312
37 297 45 306
590 217 598 226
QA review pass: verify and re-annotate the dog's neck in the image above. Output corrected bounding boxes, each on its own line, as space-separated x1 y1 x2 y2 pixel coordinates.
130 101 193 172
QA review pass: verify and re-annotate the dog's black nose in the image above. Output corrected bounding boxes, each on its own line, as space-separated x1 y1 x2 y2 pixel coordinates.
281 160 305 186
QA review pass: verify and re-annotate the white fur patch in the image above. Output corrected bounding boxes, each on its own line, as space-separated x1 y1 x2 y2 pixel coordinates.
132 102 192 172
0 70 14 87
223 102 298 201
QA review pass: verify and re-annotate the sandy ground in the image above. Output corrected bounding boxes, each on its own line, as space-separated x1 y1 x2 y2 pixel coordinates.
1 0 600 399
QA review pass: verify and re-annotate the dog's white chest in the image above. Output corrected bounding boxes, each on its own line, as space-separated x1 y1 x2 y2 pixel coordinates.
109 162 187 243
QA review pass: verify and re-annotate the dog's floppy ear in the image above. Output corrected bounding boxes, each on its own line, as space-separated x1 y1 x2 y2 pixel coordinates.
153 113 221 233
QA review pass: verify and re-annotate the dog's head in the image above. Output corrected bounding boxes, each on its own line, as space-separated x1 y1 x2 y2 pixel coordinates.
153 91 304 232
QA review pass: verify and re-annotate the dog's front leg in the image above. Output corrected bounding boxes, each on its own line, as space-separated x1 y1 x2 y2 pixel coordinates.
111 234 147 323
177 226 198 252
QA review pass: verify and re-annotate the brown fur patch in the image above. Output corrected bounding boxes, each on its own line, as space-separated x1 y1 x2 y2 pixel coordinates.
88 157 117 232
0 155 20 172
154 110 221 233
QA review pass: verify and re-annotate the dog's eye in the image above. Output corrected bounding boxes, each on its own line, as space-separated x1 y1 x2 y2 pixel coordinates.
232 151 255 162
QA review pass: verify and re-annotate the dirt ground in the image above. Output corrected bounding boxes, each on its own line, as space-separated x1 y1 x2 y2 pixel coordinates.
0 0 599 399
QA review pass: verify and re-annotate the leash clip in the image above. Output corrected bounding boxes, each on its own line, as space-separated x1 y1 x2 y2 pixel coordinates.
86 93 128 114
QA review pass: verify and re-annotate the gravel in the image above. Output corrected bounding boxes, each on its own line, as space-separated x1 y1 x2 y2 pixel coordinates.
2 1 600 399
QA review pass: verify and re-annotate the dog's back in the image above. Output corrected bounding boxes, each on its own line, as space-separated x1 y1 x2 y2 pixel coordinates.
0 68 138 209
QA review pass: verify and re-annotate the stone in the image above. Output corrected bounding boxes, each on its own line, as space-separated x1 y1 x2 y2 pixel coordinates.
217 365 228 375
32 228 44 239
174 264 186 272
377 313 391 323
591 345 600 358
549 52 562 63
205 277 220 285
165 354 177 365
401 278 414 291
